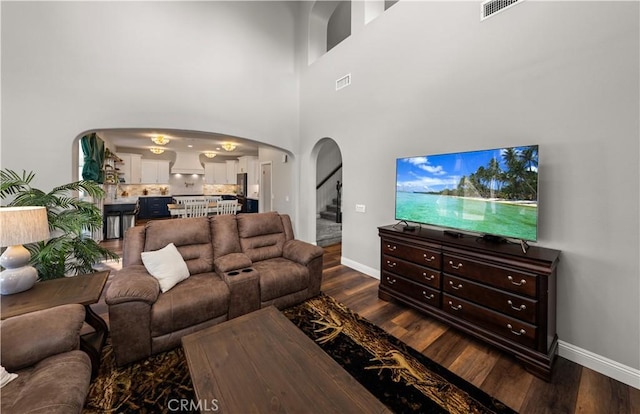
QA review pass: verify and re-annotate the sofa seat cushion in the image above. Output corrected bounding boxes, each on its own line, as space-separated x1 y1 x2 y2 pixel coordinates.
3 350 91 414
151 273 230 337
253 258 309 302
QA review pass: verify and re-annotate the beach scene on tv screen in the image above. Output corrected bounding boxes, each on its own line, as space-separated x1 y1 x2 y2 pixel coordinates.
395 145 538 241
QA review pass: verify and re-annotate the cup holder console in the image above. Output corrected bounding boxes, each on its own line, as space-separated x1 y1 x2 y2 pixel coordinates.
226 268 254 277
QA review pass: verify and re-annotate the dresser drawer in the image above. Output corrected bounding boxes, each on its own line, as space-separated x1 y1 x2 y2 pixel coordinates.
381 272 441 309
382 255 441 289
382 239 441 268
443 254 537 297
443 274 537 324
443 294 537 348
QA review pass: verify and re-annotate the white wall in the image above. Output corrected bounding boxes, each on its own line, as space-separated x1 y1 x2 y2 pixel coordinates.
1 1 299 191
297 0 640 379
258 146 296 219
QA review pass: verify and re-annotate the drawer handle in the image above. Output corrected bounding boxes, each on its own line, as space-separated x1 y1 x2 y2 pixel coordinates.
507 300 527 311
449 281 463 290
423 273 434 281
507 323 526 336
507 275 526 286
422 291 434 300
387 244 397 251
386 277 397 285
449 261 463 270
386 260 397 268
448 301 462 311
423 254 435 262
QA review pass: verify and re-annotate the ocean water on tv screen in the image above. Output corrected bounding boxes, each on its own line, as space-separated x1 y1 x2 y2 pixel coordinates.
395 192 538 241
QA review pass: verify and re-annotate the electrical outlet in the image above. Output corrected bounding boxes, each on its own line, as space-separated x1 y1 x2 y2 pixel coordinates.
355 204 366 213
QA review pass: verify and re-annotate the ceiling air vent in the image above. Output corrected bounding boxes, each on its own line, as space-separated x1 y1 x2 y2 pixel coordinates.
336 74 351 91
481 0 523 21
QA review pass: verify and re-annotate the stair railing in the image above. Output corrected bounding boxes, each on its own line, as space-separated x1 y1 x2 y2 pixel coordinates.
335 180 342 224
316 163 342 190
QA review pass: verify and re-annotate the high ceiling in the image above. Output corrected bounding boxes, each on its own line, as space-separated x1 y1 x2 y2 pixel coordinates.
98 128 259 158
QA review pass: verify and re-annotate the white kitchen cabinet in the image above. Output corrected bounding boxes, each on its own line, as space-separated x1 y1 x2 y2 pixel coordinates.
204 163 215 183
237 156 259 185
116 153 142 184
226 160 238 184
141 159 170 184
204 163 229 184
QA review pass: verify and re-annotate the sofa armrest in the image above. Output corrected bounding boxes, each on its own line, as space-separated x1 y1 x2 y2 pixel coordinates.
214 253 252 273
106 265 158 366
283 240 324 265
106 265 160 306
0 304 85 371
221 267 261 319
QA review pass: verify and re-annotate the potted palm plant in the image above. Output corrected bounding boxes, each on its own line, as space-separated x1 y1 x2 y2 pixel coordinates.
0 169 119 280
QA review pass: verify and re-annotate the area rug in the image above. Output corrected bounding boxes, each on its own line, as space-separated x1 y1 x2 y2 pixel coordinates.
283 295 516 414
83 342 196 413
84 294 516 413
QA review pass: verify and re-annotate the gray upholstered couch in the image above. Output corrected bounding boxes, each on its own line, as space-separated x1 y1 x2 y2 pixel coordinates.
0 304 92 414
106 212 324 366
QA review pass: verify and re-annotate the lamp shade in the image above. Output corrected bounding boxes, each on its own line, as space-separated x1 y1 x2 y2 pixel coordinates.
0 206 50 247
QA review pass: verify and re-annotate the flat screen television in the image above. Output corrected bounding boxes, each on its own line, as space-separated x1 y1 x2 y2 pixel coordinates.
395 145 539 241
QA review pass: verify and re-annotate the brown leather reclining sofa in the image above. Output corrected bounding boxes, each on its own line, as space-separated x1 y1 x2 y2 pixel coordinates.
106 212 324 366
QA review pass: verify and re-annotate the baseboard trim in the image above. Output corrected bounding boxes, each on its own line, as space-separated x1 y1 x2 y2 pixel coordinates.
558 340 640 389
340 257 640 390
341 256 379 280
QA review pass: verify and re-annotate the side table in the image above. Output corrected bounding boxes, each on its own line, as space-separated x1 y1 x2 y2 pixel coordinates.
1 270 110 378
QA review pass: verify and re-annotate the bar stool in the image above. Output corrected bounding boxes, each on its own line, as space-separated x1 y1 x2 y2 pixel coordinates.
121 201 140 238
105 210 121 239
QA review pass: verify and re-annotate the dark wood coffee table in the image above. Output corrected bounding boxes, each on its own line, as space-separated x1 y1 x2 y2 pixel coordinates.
182 306 391 414
1 271 110 378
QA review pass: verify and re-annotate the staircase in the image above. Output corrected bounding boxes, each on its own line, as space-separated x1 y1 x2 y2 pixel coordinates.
319 198 341 222
317 198 342 247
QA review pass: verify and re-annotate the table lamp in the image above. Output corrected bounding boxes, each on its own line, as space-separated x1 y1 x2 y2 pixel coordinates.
0 206 50 295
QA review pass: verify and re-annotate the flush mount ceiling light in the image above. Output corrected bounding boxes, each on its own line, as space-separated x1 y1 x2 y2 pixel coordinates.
203 151 217 158
150 147 165 154
151 135 170 145
221 142 237 152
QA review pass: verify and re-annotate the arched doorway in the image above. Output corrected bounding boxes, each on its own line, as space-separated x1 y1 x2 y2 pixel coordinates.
314 138 342 246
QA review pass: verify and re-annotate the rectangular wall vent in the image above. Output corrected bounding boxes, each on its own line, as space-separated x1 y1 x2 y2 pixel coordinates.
481 0 523 21
336 74 351 91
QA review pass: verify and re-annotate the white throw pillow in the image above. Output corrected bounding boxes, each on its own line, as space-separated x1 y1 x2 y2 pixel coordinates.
0 365 18 388
141 243 190 293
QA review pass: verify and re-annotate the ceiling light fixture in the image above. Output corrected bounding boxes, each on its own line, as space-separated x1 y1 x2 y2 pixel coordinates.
150 147 165 154
151 135 170 146
203 151 217 158
221 142 236 152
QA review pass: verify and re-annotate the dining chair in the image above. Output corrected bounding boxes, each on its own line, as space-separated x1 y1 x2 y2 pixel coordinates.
206 196 222 204
217 200 238 215
186 201 209 218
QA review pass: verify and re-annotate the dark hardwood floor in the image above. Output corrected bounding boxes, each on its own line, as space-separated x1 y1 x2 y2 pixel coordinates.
95 240 640 413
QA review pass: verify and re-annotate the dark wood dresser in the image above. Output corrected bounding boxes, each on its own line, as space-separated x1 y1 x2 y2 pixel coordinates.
378 224 560 381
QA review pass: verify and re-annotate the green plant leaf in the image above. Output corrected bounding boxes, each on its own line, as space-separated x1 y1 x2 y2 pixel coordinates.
3 169 119 279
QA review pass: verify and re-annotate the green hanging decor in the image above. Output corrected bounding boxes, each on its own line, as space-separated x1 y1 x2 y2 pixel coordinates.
80 132 105 183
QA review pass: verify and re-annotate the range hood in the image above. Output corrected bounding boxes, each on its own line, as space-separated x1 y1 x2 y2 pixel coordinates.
170 152 205 175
